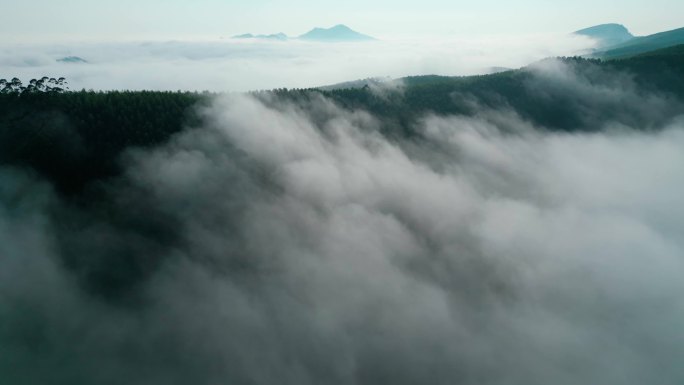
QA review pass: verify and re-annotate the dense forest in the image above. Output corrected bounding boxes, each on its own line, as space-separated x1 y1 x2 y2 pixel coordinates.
2 45 683 194
0 90 207 193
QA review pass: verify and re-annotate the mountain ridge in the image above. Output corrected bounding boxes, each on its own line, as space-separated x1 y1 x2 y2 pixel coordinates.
298 24 374 41
232 24 375 42
573 23 634 48
57 56 88 63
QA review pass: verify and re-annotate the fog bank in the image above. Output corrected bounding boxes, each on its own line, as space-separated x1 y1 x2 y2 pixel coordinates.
1 89 683 384
1 34 594 91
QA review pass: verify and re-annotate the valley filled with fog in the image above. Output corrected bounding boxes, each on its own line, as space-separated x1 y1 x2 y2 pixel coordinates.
2 6 684 384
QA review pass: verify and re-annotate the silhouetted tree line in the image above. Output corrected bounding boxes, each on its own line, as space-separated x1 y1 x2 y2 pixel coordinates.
1 77 68 94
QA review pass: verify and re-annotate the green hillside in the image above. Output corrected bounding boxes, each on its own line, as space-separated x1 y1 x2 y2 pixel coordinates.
627 43 684 58
597 26 684 59
316 48 684 133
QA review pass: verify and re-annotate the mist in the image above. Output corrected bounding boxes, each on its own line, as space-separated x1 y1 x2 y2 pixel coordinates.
1 34 594 91
1 73 684 384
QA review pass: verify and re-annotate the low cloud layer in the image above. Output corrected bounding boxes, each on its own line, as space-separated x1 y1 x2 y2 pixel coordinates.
1 34 594 91
1 83 683 384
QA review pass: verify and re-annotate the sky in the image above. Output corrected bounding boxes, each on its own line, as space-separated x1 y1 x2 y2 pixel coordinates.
1 0 682 91
1 0 683 42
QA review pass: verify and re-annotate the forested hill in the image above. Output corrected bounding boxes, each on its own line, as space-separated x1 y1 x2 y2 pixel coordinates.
595 27 684 59
312 46 684 135
1 47 683 195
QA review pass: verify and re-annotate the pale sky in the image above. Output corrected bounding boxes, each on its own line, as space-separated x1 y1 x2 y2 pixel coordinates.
1 0 683 42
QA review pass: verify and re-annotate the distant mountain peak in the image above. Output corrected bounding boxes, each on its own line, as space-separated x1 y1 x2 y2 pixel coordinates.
298 25 375 42
57 56 88 63
232 25 375 43
573 23 634 48
574 23 631 34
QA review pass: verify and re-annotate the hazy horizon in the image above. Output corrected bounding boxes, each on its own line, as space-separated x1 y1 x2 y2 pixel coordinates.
3 1 682 92
1 34 597 92
1 0 683 43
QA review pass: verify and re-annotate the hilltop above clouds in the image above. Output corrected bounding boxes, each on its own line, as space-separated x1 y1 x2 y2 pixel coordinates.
232 24 375 42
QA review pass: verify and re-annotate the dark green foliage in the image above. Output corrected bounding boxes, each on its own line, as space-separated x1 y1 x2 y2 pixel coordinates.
619 43 684 60
0 90 206 193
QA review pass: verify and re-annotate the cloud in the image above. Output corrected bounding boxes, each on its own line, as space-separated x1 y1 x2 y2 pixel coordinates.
523 58 683 129
1 82 684 384
0 34 593 91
